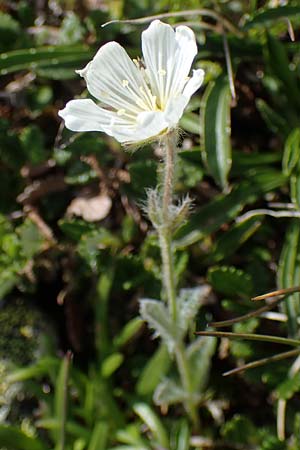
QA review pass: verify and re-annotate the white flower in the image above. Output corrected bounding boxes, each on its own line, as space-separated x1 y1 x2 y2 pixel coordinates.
58 20 204 145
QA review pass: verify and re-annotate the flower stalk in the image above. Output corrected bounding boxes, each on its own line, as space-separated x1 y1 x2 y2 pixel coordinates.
156 131 199 427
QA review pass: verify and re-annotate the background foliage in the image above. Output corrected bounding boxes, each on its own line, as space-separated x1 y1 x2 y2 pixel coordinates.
1 0 300 449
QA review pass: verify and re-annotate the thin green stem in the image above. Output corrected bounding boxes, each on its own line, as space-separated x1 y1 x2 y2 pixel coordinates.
176 341 199 425
159 132 177 322
158 131 199 428
159 231 177 322
162 132 176 224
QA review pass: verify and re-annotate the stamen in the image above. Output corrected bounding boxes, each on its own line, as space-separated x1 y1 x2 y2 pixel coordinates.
117 109 126 116
136 98 149 110
122 79 129 87
139 86 158 110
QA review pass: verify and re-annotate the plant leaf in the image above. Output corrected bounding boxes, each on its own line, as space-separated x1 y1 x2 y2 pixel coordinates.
187 336 217 393
136 344 171 396
243 6 300 30
139 299 178 353
87 422 109 450
0 425 47 450
277 219 300 337
207 216 262 263
283 128 300 176
177 286 211 337
175 170 287 247
266 33 300 110
277 372 300 400
208 266 253 298
201 73 232 190
133 403 169 449
153 378 186 406
0 45 93 75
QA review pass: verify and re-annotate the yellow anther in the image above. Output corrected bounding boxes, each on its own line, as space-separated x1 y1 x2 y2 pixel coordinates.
117 109 126 116
122 79 129 87
158 69 166 76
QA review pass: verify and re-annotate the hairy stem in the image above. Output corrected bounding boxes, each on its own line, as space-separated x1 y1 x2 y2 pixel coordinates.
159 231 177 321
158 131 199 427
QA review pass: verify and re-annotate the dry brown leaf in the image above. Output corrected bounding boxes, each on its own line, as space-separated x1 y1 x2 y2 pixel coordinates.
66 193 112 222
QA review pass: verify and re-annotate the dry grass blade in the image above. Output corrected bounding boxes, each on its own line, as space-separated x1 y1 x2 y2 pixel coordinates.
101 10 241 35
209 298 282 327
223 349 300 377
195 331 300 347
252 286 300 301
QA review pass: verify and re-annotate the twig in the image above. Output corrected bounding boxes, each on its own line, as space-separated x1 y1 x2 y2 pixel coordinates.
252 286 300 301
236 208 300 223
223 349 300 377
209 298 282 327
102 10 241 36
285 18 295 42
195 331 300 347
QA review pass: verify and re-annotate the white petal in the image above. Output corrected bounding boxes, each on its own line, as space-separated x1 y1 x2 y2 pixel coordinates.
141 20 198 108
58 98 136 142
182 68 205 99
133 110 169 141
164 69 205 127
142 20 177 108
168 26 198 96
77 42 152 115
58 99 113 132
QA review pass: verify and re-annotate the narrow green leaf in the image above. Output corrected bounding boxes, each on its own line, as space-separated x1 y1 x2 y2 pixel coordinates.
243 6 300 30
278 219 300 337
207 216 262 263
87 422 109 450
109 447 148 450
113 317 144 349
0 45 93 75
201 73 232 190
133 403 169 449
231 149 281 173
136 344 171 396
180 112 201 134
266 33 300 110
0 425 46 450
175 420 190 450
283 128 300 176
116 423 149 447
101 353 124 378
54 351 72 450
36 419 90 440
73 439 86 450
175 170 287 247
290 174 300 208
277 372 300 400
256 98 288 136
7 357 59 383
73 438 87 450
